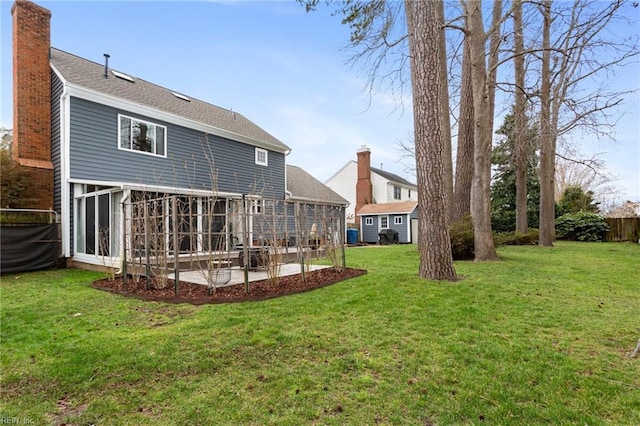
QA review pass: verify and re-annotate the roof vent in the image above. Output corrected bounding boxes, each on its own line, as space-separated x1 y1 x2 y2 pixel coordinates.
171 91 190 102
103 53 110 78
111 70 134 83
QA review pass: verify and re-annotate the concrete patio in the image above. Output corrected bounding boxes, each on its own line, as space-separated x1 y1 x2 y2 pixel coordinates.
176 263 330 287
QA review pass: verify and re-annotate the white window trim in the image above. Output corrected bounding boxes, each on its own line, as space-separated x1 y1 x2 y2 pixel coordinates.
255 147 268 166
252 199 263 215
394 216 403 225
380 215 389 230
365 217 374 226
73 185 121 263
117 113 167 158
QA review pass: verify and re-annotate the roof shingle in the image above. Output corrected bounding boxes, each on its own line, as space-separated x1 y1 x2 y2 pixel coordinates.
286 165 348 206
357 201 418 215
50 48 289 153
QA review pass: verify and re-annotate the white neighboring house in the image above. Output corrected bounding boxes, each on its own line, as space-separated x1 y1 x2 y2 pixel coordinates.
325 146 417 222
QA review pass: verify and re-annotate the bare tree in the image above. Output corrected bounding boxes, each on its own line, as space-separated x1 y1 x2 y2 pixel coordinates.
534 0 639 246
464 0 501 261
437 2 454 221
513 0 529 234
405 0 456 280
451 35 475 224
555 145 618 204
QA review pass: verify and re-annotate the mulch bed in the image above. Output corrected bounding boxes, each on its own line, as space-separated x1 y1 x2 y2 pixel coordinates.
92 267 367 304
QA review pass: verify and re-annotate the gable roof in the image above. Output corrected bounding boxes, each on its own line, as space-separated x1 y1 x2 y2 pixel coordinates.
324 160 417 188
371 166 416 188
49 48 290 153
357 201 418 215
286 165 348 206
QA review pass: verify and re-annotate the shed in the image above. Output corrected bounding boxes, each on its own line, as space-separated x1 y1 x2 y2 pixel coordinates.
357 201 418 243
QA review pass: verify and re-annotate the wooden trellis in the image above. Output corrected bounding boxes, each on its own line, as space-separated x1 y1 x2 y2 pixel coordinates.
122 192 345 295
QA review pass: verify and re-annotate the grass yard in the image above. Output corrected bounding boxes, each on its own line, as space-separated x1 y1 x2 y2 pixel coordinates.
1 241 639 425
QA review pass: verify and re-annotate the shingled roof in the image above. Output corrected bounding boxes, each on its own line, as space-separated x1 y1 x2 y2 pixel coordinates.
357 201 418 215
286 165 348 206
49 48 290 153
370 166 416 187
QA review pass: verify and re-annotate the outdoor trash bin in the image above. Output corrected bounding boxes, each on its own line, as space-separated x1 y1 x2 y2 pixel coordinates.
347 228 359 244
378 229 399 245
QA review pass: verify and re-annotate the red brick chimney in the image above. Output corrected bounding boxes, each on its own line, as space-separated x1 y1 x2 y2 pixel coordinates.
355 145 373 215
12 0 54 210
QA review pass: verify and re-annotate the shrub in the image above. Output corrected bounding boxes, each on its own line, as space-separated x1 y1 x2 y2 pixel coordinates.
495 229 539 246
0 148 34 208
555 211 609 242
449 216 475 260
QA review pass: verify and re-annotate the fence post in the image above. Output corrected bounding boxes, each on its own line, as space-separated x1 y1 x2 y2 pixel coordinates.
242 194 249 293
121 199 127 286
340 210 347 269
172 195 179 295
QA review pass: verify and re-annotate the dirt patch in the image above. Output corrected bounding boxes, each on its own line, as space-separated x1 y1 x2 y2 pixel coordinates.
93 267 367 304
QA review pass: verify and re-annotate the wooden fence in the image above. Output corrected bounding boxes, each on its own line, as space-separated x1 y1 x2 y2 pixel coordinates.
604 217 640 242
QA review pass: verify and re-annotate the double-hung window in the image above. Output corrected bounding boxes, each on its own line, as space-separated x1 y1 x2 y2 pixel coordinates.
119 114 166 156
255 148 268 166
393 186 401 200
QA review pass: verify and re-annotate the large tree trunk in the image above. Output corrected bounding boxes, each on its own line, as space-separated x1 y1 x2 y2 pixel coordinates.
437 1 454 223
513 0 528 234
405 0 456 281
539 0 555 246
452 36 474 224
466 0 498 261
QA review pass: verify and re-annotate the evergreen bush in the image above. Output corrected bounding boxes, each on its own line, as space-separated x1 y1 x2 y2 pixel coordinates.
449 216 475 260
555 211 609 242
495 229 539 246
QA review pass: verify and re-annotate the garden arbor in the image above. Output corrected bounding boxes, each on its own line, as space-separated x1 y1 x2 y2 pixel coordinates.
121 192 346 293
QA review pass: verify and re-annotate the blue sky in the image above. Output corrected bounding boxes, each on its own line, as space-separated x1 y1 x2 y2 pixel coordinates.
1 1 638 204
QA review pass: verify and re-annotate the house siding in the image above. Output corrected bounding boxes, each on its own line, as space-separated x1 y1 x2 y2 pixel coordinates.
390 214 409 243
51 71 63 216
361 215 379 243
251 202 344 246
360 210 416 244
325 161 357 220
68 97 285 198
371 173 388 205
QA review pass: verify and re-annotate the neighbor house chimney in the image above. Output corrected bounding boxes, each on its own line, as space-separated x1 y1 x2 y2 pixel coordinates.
12 0 54 210
355 145 373 215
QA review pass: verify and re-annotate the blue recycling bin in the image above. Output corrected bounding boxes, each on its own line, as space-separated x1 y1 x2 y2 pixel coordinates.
346 228 359 245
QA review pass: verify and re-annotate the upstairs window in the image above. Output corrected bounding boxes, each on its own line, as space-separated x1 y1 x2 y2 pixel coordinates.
255 148 268 166
393 186 401 200
118 114 166 157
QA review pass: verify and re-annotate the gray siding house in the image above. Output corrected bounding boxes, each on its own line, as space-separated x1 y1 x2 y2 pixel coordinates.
358 202 418 244
51 48 293 266
12 0 345 268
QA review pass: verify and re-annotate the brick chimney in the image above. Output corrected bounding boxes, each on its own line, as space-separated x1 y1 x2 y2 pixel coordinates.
355 145 373 215
12 0 54 210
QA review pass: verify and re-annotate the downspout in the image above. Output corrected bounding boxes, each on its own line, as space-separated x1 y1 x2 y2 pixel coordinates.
58 80 70 258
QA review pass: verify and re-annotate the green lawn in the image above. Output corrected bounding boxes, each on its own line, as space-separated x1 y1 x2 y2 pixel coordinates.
1 242 639 425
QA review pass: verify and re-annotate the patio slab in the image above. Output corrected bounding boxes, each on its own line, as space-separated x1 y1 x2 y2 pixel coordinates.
176 264 330 287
